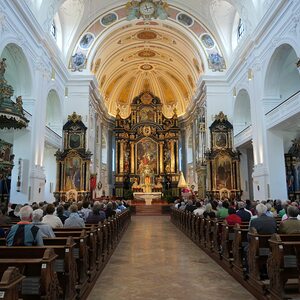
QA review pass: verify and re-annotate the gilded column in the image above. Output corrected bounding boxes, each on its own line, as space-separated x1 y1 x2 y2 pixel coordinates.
174 140 178 173
170 140 175 173
120 140 124 173
116 141 120 174
159 142 164 174
130 142 135 174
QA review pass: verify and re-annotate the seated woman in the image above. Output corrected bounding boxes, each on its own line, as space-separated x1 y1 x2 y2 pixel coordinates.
86 203 106 224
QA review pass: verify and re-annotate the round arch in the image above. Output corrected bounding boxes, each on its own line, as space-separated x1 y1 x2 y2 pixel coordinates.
0 43 33 97
46 89 63 134
233 88 252 135
263 43 300 105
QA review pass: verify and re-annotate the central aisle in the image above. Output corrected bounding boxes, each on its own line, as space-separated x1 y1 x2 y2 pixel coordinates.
88 216 255 300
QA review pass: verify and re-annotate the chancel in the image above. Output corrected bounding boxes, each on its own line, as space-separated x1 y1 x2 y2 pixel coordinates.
1 1 300 299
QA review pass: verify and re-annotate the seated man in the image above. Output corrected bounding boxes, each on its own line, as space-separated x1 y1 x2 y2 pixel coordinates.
279 206 300 234
236 201 251 222
6 206 44 246
64 204 85 228
249 203 277 234
32 209 55 238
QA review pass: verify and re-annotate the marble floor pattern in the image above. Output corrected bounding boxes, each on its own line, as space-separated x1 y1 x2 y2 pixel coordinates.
87 216 256 300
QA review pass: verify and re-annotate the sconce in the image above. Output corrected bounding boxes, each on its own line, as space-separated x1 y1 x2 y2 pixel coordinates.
233 87 237 98
248 68 253 81
64 87 68 98
51 67 55 81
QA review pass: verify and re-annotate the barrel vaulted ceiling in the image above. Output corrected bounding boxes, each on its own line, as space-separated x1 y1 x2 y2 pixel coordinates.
26 0 271 117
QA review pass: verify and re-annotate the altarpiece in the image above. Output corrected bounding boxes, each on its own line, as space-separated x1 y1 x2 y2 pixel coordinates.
54 112 92 202
205 112 242 200
114 92 180 198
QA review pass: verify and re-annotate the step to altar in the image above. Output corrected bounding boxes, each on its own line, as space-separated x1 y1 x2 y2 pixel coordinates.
134 205 171 216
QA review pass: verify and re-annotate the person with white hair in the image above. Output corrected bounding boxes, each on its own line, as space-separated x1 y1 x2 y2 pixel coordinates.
236 201 251 222
6 206 44 246
32 209 55 238
249 203 277 234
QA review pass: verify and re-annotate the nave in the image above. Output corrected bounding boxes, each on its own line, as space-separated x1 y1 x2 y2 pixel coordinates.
88 216 255 300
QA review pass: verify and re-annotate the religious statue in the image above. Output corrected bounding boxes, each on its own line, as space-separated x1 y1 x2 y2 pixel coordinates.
157 1 169 20
67 189 77 202
126 1 140 20
0 58 7 77
16 96 23 113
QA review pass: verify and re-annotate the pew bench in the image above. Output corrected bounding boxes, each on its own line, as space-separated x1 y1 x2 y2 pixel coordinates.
267 233 300 300
0 267 25 300
0 247 60 300
232 224 249 277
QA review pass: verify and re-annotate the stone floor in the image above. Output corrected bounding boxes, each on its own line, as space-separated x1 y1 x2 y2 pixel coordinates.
87 216 256 300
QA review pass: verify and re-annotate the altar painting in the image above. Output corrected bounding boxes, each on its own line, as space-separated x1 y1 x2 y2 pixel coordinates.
137 138 158 175
64 155 81 191
215 155 232 190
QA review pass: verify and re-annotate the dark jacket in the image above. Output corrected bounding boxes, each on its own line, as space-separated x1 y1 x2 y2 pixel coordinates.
86 211 106 224
236 208 251 222
249 215 277 234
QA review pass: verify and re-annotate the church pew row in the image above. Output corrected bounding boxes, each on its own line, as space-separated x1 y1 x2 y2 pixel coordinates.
170 207 300 300
0 267 25 300
0 247 61 300
0 209 131 300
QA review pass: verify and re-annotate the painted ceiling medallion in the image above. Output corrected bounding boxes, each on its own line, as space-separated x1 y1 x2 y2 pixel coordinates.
141 64 153 70
126 0 168 21
138 50 156 57
137 30 157 40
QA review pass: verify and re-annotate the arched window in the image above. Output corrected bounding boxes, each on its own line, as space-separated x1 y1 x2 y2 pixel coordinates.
237 18 244 40
50 20 56 39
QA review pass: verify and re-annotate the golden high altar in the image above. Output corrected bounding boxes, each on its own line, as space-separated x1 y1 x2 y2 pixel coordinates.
114 92 180 199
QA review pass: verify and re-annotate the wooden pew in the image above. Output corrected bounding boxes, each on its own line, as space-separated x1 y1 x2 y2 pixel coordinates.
267 233 300 300
50 230 89 297
247 229 272 284
211 219 223 259
220 223 236 265
231 223 249 278
0 267 25 300
0 247 60 300
39 237 77 300
199 218 207 247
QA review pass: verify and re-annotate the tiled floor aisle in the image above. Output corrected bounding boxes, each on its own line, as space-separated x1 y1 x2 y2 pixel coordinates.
87 216 256 300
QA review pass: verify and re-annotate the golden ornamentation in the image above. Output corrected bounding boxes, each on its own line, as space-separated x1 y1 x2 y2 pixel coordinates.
142 126 152 136
100 75 106 88
68 112 82 123
137 30 157 40
141 92 153 104
138 50 156 57
140 64 153 71
214 111 228 122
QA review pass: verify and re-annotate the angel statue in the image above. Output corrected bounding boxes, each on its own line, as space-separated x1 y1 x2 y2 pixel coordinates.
157 1 168 20
126 1 140 21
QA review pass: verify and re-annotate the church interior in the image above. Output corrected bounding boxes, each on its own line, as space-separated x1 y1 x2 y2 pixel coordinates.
1 0 300 299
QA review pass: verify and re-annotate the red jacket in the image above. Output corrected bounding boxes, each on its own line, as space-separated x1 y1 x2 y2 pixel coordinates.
225 214 242 225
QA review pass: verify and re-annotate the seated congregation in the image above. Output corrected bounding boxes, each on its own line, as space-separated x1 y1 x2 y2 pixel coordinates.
172 198 300 300
0 199 131 299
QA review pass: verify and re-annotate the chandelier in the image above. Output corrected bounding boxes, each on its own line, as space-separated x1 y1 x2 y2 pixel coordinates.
0 58 28 129
126 0 169 21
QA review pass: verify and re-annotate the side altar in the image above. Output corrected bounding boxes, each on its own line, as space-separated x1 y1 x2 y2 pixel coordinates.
114 92 180 199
